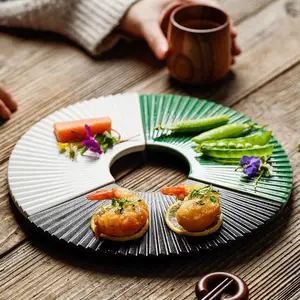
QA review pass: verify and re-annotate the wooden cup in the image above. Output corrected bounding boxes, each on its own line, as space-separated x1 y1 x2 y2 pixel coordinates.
167 4 231 85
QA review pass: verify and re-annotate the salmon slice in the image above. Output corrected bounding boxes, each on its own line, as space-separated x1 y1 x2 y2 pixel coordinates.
54 117 112 143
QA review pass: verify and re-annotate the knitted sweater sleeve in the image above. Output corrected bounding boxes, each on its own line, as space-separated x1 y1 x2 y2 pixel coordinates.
0 0 138 55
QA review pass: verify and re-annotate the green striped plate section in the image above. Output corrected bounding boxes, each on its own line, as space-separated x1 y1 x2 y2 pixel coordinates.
140 94 292 204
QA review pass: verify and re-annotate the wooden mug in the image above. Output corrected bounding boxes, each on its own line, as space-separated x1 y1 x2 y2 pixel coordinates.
167 4 231 85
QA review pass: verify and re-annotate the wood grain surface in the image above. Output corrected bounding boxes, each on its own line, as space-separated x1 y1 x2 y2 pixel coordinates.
1 0 300 299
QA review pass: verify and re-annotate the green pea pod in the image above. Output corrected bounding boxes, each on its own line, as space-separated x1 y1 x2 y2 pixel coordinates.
192 123 267 144
200 144 274 159
153 115 229 133
213 158 240 164
199 131 272 151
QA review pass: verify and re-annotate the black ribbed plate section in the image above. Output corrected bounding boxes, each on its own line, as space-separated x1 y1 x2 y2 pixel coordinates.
29 180 283 256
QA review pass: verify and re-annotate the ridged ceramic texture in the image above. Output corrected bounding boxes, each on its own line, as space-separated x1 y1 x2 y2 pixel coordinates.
29 181 282 255
8 93 145 216
140 94 293 204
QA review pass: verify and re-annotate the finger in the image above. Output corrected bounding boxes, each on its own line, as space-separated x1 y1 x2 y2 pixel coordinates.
0 99 12 120
141 21 169 60
232 39 242 56
0 84 17 111
187 0 220 9
231 26 237 38
227 16 238 38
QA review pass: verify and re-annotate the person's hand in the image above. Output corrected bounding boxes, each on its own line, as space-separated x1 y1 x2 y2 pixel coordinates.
119 0 241 61
0 84 17 120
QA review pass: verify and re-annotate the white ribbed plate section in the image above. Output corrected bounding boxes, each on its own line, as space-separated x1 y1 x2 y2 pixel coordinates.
8 93 145 216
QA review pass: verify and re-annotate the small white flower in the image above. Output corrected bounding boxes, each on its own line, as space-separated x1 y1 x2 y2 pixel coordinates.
65 144 78 161
260 162 273 177
265 163 273 177
253 156 273 190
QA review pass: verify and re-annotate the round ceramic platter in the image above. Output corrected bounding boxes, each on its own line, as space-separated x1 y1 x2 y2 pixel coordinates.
8 93 293 256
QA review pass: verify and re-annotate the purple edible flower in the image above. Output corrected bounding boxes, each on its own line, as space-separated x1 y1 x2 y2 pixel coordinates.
82 125 103 155
239 156 261 177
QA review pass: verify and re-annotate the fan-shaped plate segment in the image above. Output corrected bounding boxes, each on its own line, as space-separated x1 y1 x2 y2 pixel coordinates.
140 94 292 205
8 93 145 216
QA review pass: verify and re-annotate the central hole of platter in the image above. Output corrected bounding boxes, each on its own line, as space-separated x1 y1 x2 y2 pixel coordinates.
110 148 189 192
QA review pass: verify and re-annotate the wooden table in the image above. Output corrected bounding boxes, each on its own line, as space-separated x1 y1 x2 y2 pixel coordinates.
1 0 300 299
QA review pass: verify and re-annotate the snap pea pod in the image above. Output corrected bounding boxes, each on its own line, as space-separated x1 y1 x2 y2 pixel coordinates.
212 158 240 164
200 144 274 159
153 115 229 133
198 131 272 151
192 123 266 144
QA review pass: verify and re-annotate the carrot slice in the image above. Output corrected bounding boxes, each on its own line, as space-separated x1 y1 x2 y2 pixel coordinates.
54 117 112 143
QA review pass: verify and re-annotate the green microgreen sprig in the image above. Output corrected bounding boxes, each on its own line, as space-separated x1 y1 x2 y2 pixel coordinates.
112 198 128 214
254 156 273 190
190 185 214 200
210 195 216 202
